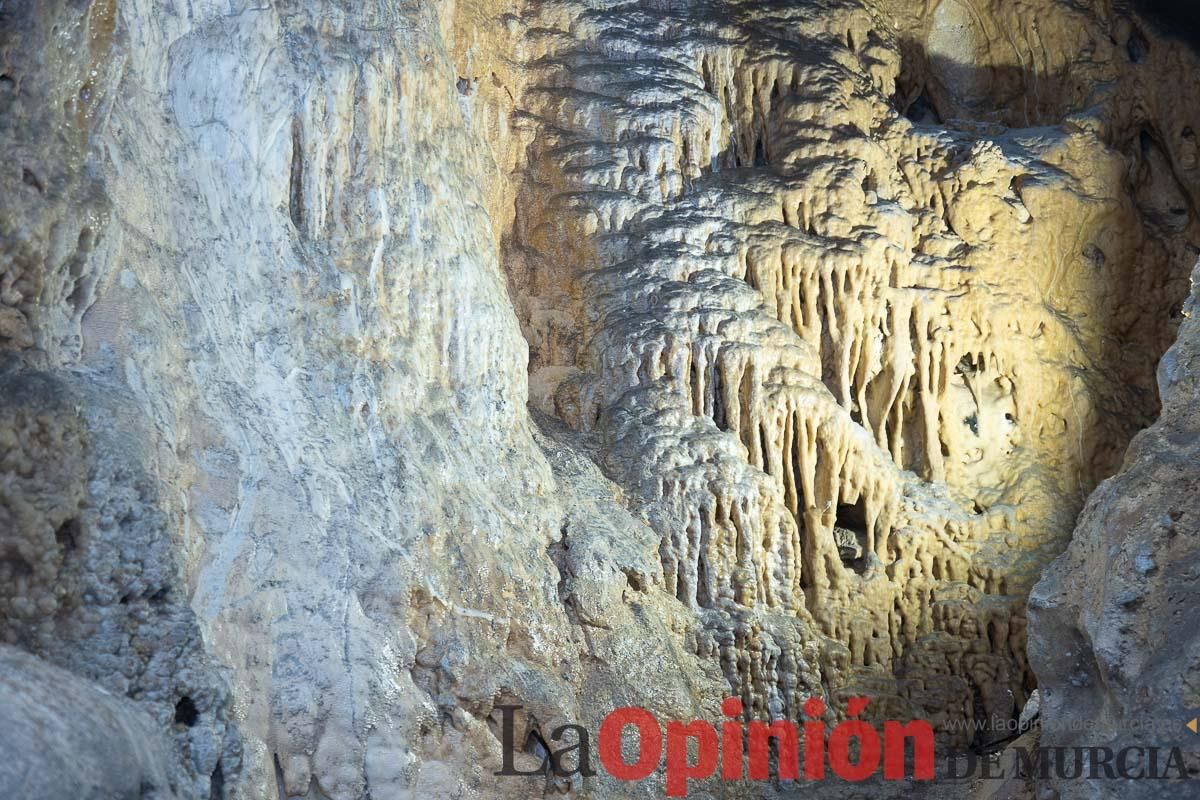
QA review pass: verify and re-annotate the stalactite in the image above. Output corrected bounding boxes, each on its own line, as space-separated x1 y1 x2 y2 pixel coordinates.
504 0 1200 744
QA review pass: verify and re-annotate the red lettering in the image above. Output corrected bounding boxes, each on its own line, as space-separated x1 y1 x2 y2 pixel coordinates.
599 707 662 781
883 720 935 780
828 699 880 782
803 697 826 779
720 697 743 779
665 721 718 797
747 720 800 780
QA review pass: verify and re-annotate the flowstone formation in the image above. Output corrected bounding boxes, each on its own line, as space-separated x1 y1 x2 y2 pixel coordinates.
498 0 1200 745
2 0 1199 798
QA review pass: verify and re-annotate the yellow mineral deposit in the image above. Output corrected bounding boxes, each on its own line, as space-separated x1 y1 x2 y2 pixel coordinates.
467 0 1200 740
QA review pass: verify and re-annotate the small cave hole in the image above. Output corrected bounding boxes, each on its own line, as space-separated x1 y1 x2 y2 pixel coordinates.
849 399 864 427
1140 128 1156 156
835 499 867 530
754 137 767 167
900 89 941 125
1009 175 1029 203
523 728 551 773
676 572 690 604
696 553 712 607
288 116 305 234
54 518 80 553
712 370 728 431
0 555 32 577
862 170 878 195
623 568 645 592
1127 28 1149 64
955 353 979 378
759 425 772 474
963 413 979 436
22 167 44 193
174 696 199 727
77 226 95 255
834 499 869 574
210 759 225 799
1082 243 1106 268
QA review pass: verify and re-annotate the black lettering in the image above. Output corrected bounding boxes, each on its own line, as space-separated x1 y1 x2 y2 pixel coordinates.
1163 747 1189 780
1055 747 1083 780
979 754 1006 780
493 705 545 776
1015 747 1052 780
944 747 976 780
549 724 597 777
1087 747 1115 779
1116 747 1144 779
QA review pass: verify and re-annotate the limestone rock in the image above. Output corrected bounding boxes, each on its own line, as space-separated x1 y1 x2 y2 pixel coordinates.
0 363 238 798
0 643 188 799
1 0 1199 797
1028 263 1200 800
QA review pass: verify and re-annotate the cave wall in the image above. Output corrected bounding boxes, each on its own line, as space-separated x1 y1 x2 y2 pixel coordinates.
500 0 1200 750
1 0 1199 798
1 1 726 797
1028 262 1200 799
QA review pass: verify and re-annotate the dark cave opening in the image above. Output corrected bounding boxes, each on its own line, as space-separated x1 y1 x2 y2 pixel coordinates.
834 499 869 574
174 696 199 727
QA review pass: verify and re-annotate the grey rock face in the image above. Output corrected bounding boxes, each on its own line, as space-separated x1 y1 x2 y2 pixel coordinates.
0 643 186 800
1028 265 1200 800
3 0 728 796
0 365 238 798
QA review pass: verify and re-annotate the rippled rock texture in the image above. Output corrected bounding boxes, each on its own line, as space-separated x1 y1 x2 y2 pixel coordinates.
2 0 1198 798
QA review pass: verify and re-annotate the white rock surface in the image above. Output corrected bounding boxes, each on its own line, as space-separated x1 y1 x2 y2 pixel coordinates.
2 0 1199 798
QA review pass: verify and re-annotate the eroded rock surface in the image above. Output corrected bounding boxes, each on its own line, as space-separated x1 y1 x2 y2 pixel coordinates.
1028 263 1200 800
500 0 1200 749
0 643 188 799
1 0 1199 798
